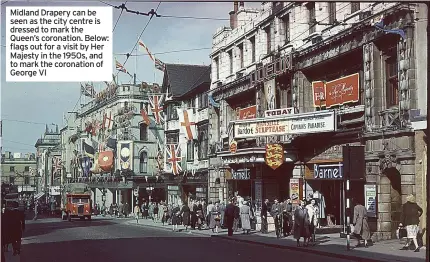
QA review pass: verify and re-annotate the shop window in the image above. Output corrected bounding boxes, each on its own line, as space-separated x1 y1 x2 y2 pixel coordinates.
228 50 233 74
140 123 148 141
385 49 399 108
24 176 30 185
187 141 194 161
328 2 337 24
139 151 148 173
307 2 316 34
238 43 244 69
350 2 360 13
250 36 256 63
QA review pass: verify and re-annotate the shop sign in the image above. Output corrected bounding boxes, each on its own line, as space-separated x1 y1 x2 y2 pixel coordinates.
231 169 250 180
234 110 336 139
265 144 284 170
50 186 61 196
313 163 343 180
312 73 360 108
168 185 179 191
229 140 238 154
249 53 293 85
364 184 377 218
265 107 298 118
237 105 257 120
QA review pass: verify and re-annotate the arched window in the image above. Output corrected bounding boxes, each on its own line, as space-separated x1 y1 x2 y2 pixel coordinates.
140 123 148 141
140 151 148 173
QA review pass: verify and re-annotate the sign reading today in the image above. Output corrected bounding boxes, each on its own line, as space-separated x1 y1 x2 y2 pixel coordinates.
265 107 298 118
234 110 335 138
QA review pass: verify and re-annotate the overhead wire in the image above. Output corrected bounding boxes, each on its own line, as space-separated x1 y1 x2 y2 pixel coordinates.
113 1 127 32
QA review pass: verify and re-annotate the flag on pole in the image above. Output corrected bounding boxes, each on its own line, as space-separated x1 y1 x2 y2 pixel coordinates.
138 40 155 62
177 109 197 140
115 59 131 75
155 58 165 72
148 95 165 125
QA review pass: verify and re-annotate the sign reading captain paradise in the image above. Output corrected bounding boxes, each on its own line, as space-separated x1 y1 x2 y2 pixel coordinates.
234 111 336 138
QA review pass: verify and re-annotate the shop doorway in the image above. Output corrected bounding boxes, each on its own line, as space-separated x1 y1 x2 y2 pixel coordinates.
384 167 402 238
306 180 342 226
229 180 252 200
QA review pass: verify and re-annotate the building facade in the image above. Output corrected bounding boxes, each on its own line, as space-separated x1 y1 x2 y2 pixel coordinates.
60 82 164 213
161 63 211 206
209 2 427 241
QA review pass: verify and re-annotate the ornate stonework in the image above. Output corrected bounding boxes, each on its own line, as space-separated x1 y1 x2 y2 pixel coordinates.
379 153 399 172
363 43 375 131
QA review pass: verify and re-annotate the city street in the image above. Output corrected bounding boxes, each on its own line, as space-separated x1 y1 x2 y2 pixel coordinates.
17 217 351 262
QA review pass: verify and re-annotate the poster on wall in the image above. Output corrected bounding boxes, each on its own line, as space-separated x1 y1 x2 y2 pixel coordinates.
264 78 276 110
289 178 301 205
364 184 377 218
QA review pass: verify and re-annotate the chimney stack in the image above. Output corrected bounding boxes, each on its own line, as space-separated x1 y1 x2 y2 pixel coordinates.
230 2 239 29
239 2 244 8
234 1 239 12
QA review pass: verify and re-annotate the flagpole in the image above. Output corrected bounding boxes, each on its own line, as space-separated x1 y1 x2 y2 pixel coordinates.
135 36 138 86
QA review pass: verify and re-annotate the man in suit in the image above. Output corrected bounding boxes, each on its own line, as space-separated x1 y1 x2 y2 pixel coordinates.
270 199 281 236
224 198 236 236
260 199 269 234
282 199 293 237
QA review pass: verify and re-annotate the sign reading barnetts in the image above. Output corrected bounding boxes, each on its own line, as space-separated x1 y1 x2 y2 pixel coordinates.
234 111 336 139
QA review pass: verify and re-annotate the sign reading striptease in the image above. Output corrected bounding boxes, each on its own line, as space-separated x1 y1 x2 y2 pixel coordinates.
234 111 336 138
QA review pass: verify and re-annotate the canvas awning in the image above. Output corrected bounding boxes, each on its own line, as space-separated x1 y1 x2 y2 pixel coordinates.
34 192 45 200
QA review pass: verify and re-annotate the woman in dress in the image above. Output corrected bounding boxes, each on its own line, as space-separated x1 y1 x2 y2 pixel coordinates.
134 205 141 224
352 198 371 248
240 200 252 234
210 202 222 233
153 202 159 222
294 199 310 247
171 204 181 232
400 194 423 252
180 203 191 231
305 199 318 244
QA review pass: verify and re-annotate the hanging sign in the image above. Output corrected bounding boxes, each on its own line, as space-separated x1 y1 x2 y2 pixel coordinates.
312 73 360 108
229 140 238 154
265 144 284 170
237 105 257 120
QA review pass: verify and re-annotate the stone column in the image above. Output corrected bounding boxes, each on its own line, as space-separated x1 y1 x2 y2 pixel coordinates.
377 174 392 240
400 159 416 205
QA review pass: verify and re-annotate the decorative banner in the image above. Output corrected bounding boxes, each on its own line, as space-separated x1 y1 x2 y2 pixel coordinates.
103 110 114 130
364 184 377 218
229 140 237 154
265 144 284 170
177 109 197 140
52 156 63 182
312 81 326 107
265 107 298 118
118 141 133 171
325 73 360 108
90 152 101 174
149 95 165 125
80 156 92 177
234 110 336 139
140 108 150 125
98 151 114 172
237 105 257 120
264 78 276 110
166 144 182 175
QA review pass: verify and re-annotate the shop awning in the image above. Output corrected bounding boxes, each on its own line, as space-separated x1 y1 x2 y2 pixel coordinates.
34 192 45 200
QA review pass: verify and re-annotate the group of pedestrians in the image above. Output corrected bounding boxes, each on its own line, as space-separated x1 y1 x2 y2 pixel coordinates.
223 197 256 236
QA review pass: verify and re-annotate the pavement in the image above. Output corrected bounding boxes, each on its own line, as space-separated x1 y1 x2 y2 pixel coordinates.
12 216 351 262
122 217 427 262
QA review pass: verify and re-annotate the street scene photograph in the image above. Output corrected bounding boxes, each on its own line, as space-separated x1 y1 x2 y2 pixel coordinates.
0 1 429 262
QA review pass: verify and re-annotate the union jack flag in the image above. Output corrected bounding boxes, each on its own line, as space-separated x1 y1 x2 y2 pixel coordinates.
116 59 131 76
149 95 165 125
166 144 182 176
52 156 63 175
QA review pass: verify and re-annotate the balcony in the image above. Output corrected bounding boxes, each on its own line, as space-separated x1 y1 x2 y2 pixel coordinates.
378 107 402 131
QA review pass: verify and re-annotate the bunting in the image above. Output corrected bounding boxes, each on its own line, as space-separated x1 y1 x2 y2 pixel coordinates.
155 58 165 72
149 95 164 125
166 144 182 175
177 109 197 140
115 59 131 75
138 40 155 61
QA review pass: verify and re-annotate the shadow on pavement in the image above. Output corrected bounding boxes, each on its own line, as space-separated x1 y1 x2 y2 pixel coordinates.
23 220 116 238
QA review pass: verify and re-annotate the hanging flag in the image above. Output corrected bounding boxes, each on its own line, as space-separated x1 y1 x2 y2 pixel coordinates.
81 83 96 98
116 59 131 75
177 109 197 140
166 144 182 175
149 95 165 125
80 156 92 177
140 108 151 126
372 15 406 40
155 139 164 172
138 40 155 61
155 58 165 72
106 136 117 151
83 140 95 158
208 94 220 108
98 141 105 152
103 111 114 130
52 156 63 175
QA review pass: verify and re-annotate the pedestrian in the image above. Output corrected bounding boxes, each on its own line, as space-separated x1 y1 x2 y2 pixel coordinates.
190 200 197 230
206 201 214 228
399 194 423 252
294 199 310 247
270 199 282 237
109 204 114 216
158 201 164 223
161 202 169 226
134 205 140 224
210 201 222 233
33 201 39 221
118 202 124 218
196 200 204 230
305 199 318 244
352 198 371 248
282 199 293 237
124 202 129 218
260 199 269 234
180 203 190 231
171 204 181 232
233 201 240 232
220 201 226 228
224 198 236 236
240 200 252 234
5 202 25 256
50 200 56 216
153 202 159 221
141 201 148 219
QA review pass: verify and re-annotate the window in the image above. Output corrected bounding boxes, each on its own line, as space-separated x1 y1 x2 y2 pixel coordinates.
250 37 256 63
351 2 360 13
282 15 290 43
166 133 179 143
187 141 194 161
24 166 29 172
190 98 196 109
214 57 219 80
385 50 399 108
328 2 337 24
198 125 208 159
24 176 30 185
9 176 14 184
167 103 178 120
9 166 14 172
199 93 208 109
265 25 271 54
228 50 233 74
238 43 244 69
308 2 316 34
140 123 148 141
139 151 148 173
124 101 128 109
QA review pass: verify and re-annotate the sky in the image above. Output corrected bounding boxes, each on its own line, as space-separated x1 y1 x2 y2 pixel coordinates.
0 1 262 154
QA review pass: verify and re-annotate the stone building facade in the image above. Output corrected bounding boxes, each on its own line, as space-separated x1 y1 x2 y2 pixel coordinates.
208 2 427 240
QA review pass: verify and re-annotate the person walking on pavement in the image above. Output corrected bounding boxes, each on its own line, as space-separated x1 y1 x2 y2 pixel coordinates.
283 199 293 237
206 201 214 228
190 200 197 230
171 204 181 232
270 199 282 237
399 194 423 252
33 201 39 220
134 205 141 224
260 199 269 234
180 202 191 232
141 201 148 219
196 200 204 230
240 200 252 234
161 202 169 226
352 198 371 248
224 198 236 236
294 199 310 247
210 201 222 233
124 202 130 218
233 200 240 232
305 199 318 244
153 202 159 221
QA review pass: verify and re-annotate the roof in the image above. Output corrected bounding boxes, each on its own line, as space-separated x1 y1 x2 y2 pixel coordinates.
163 64 211 98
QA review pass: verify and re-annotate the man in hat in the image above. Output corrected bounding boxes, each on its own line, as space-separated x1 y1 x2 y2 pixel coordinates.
224 198 236 236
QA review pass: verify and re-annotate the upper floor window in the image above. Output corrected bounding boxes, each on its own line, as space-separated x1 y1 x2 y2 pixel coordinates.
166 103 178 120
350 2 360 13
189 98 196 109
265 25 272 54
307 2 316 34
328 2 337 24
24 166 30 172
214 57 220 80
140 123 148 141
9 176 15 184
166 133 179 144
9 166 14 172
198 127 208 159
228 50 233 74
282 15 290 44
238 44 244 69
24 176 30 185
124 101 128 109
139 151 148 173
187 141 194 161
385 48 399 108
250 37 256 63
198 93 208 109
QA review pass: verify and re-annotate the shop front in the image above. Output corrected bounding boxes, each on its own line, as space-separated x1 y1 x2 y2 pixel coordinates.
181 171 208 204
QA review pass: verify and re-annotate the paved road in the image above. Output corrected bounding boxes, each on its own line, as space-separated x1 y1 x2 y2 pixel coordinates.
18 217 353 262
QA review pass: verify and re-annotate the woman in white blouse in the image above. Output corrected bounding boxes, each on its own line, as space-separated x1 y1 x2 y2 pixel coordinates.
306 199 319 244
